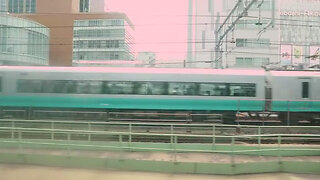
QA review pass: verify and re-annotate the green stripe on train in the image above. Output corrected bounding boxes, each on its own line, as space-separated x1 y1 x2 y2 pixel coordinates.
272 101 320 112
0 96 264 111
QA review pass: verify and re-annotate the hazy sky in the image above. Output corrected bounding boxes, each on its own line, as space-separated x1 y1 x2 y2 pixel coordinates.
106 0 188 60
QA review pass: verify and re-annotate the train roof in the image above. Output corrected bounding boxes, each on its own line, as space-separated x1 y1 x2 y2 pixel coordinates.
0 66 266 76
270 70 320 77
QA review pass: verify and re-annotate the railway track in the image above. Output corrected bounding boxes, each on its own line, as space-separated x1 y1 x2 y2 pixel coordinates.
1 119 319 135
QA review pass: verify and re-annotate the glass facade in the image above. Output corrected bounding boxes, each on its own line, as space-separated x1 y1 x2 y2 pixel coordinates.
73 19 134 62
0 15 49 65
7 0 36 13
0 0 7 13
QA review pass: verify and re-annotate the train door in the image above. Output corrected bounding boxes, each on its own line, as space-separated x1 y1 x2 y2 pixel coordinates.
293 78 317 124
264 72 272 112
265 86 272 111
299 78 311 100
298 78 312 112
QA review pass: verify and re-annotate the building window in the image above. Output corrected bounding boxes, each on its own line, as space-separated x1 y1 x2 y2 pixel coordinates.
235 57 269 68
111 20 122 26
0 25 8 52
202 30 206 49
236 38 270 48
8 0 36 13
236 19 269 29
302 82 309 98
236 39 245 47
80 0 89 12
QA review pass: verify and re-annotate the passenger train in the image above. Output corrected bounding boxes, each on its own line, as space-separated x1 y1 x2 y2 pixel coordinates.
0 66 319 124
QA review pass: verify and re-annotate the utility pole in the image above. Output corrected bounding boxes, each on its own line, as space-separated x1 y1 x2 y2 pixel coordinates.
187 0 193 67
214 0 258 69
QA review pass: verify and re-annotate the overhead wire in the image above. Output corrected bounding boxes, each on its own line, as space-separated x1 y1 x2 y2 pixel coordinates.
0 12 319 61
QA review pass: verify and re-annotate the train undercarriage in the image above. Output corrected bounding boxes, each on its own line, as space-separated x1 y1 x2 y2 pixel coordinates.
0 107 319 125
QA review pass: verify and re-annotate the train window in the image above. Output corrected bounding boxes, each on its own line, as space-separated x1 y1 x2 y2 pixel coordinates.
183 83 198 95
16 79 256 97
54 81 74 93
75 81 103 94
88 81 103 94
42 80 58 93
229 83 256 97
134 82 168 95
199 83 228 96
17 80 42 93
168 83 184 95
302 82 309 98
41 80 77 94
104 82 134 94
168 83 197 95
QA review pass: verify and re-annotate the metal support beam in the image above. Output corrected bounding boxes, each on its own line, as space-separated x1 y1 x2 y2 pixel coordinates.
214 0 258 68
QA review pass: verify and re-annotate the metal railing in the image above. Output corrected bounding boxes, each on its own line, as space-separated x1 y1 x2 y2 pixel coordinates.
0 119 319 136
0 126 319 164
1 126 319 146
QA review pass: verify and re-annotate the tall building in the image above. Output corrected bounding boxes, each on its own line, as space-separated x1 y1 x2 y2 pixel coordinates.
0 0 37 13
73 18 134 64
279 0 320 66
0 0 49 66
189 0 320 68
0 15 49 65
221 0 279 68
4 0 134 66
191 0 215 68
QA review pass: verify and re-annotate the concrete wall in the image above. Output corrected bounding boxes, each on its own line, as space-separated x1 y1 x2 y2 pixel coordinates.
36 0 80 14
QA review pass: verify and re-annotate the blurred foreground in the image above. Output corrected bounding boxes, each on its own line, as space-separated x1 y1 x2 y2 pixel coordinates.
0 164 319 180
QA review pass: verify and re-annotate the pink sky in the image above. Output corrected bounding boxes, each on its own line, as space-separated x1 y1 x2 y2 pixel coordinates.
106 0 188 60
